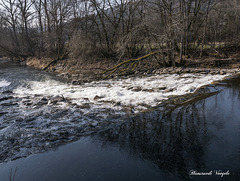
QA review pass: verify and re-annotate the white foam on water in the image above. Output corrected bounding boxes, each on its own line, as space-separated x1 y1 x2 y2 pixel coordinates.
13 73 228 112
0 80 11 88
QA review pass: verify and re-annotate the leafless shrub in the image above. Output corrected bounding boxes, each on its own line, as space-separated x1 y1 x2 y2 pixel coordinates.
68 31 99 60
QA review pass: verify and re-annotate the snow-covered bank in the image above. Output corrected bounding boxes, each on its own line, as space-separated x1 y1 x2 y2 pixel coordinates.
14 73 229 112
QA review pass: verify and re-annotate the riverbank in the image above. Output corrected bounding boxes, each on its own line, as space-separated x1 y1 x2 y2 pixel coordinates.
24 56 240 85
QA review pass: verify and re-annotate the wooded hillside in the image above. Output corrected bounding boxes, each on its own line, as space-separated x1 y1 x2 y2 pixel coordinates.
0 0 239 67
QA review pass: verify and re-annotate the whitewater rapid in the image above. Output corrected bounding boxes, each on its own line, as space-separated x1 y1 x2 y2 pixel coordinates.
14 73 228 112
0 80 11 88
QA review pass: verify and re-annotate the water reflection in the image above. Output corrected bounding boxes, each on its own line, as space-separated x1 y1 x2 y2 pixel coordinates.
95 77 240 180
96 101 208 178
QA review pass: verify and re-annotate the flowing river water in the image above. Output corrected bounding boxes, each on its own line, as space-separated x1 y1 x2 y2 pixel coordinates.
0 60 240 180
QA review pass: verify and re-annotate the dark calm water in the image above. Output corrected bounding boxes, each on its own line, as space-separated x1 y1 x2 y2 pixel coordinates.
0 61 240 181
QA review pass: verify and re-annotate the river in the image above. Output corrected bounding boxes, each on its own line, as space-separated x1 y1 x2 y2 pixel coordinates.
0 60 239 180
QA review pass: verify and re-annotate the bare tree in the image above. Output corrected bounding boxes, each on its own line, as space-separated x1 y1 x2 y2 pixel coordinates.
146 0 219 66
0 0 20 52
17 0 34 55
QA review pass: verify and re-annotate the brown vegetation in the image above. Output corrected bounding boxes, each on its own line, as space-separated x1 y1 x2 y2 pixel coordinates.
0 0 240 75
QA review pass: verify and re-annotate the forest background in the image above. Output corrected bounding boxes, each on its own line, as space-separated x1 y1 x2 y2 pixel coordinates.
0 0 240 76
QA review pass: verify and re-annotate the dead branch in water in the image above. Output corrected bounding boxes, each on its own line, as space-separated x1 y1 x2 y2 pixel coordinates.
102 52 158 78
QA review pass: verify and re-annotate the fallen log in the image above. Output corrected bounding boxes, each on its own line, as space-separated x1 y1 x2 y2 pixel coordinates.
42 59 58 70
102 51 159 78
